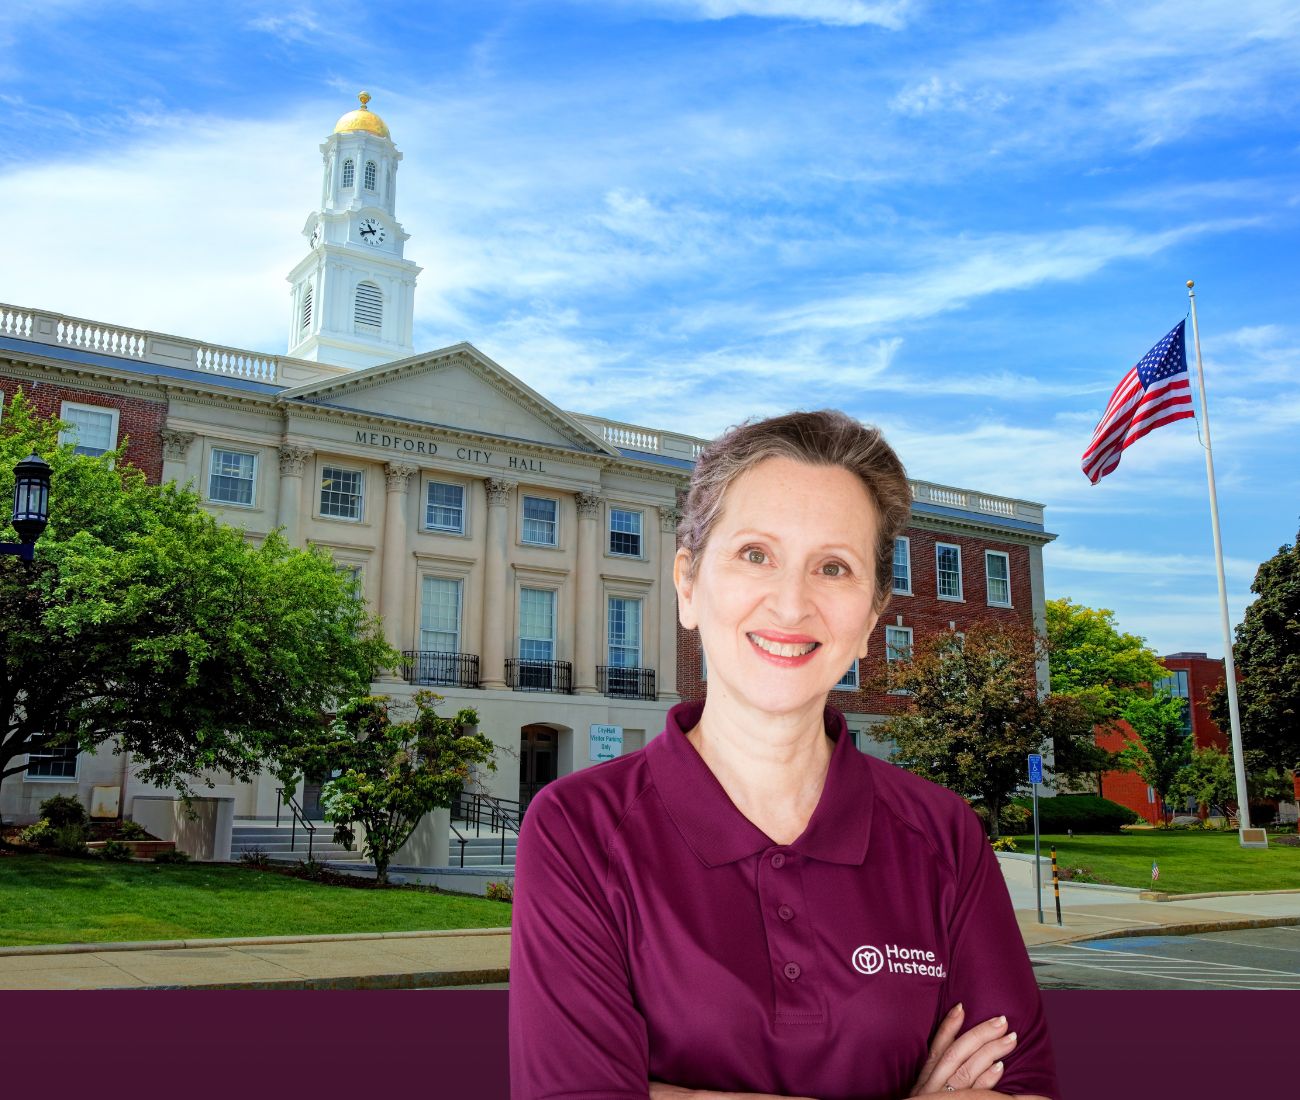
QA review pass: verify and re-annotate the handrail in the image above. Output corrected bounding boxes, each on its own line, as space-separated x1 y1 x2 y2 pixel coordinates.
275 786 317 862
455 791 522 865
448 819 469 868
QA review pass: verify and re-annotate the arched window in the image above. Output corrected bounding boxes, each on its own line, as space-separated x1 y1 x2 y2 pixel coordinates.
364 160 377 190
341 159 355 188
354 282 382 334
300 285 313 332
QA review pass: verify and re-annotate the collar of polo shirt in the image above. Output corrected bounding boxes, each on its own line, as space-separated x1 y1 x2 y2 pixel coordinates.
646 700 875 868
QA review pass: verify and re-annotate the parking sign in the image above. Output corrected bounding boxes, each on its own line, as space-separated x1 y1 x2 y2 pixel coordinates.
1028 753 1043 784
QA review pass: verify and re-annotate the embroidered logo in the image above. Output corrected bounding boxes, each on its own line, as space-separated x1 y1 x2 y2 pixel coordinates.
851 943 946 979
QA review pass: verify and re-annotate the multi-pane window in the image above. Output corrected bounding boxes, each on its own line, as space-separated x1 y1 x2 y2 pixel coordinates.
885 626 914 664
364 160 377 190
420 577 462 653
609 508 643 557
936 543 963 600
354 282 382 333
607 597 642 668
58 404 117 457
519 587 556 661
835 660 859 690
26 742 78 780
893 537 911 594
985 551 1011 607
337 564 364 603
425 482 465 533
1154 669 1193 737
319 466 363 520
209 449 257 506
522 496 558 546
341 159 355 188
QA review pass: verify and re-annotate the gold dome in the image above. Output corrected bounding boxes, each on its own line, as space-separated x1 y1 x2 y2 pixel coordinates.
333 91 390 139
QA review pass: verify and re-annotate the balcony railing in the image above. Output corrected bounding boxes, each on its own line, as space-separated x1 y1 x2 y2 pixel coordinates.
597 665 657 700
401 650 481 688
506 659 574 694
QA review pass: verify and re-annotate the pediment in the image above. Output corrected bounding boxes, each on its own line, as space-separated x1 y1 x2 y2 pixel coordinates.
278 343 616 454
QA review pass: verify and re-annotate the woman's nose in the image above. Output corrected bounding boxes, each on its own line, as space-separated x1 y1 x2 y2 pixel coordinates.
766 567 814 623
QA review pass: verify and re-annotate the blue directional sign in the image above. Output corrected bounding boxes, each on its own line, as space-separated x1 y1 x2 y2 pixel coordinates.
1028 753 1043 784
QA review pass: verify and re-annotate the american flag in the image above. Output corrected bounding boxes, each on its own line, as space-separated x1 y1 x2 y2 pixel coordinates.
1151 861 1160 882
1081 321 1196 484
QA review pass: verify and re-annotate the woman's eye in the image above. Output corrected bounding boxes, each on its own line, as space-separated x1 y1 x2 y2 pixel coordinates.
822 561 847 577
744 547 767 564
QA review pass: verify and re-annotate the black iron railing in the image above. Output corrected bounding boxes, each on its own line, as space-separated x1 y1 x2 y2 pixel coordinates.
597 665 657 700
452 791 523 866
275 786 317 861
401 650 481 688
505 658 573 694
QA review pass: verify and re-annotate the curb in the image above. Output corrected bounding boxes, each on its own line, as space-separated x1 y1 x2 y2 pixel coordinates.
105 967 513 992
0 926 512 959
1138 887 1300 902
1059 915 1300 945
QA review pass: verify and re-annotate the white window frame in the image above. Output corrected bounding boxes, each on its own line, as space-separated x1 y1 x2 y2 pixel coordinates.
935 543 963 601
892 536 912 596
424 481 467 535
420 576 463 654
364 160 377 190
885 625 913 695
834 660 860 690
341 158 355 188
58 401 119 458
985 550 1012 608
520 494 560 547
207 447 258 508
606 595 643 669
608 507 644 558
518 586 558 661
25 742 79 782
319 464 365 522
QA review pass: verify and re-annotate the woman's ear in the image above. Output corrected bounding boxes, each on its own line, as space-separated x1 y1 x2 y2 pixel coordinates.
858 609 880 660
673 547 698 630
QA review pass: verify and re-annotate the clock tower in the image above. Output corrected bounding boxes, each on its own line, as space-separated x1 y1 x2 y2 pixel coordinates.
287 92 422 369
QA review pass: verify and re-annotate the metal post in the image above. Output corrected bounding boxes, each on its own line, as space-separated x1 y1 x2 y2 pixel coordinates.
1033 781 1043 924
1052 845 1062 927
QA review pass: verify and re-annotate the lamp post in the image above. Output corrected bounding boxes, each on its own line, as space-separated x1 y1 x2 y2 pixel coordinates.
2 454 52 562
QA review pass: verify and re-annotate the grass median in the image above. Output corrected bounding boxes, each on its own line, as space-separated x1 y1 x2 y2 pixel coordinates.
1012 829 1300 894
0 851 513 947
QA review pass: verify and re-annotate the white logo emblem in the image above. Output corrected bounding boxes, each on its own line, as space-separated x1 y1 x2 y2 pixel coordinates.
851 945 884 975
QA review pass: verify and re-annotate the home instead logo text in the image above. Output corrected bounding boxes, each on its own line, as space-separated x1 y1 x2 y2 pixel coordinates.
851 943 947 979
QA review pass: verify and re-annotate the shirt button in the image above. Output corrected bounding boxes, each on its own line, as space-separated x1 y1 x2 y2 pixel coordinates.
778 904 795 921
783 962 801 981
771 852 786 869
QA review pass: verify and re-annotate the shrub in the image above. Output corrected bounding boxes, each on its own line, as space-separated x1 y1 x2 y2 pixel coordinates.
485 880 514 902
100 839 133 862
1248 803 1277 827
239 846 270 869
152 848 190 863
1012 794 1139 833
117 820 149 840
40 794 88 829
52 824 89 856
20 820 55 847
990 837 1018 853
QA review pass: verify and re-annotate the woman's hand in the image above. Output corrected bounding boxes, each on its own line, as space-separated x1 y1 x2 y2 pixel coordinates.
909 1003 1017 1095
649 1083 818 1100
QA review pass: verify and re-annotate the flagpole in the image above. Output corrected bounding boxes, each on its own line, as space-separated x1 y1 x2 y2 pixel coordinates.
1185 280 1253 841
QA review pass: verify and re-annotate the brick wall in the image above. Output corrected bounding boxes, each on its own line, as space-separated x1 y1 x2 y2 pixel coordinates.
1095 720 1162 825
677 523 1037 711
0 376 166 483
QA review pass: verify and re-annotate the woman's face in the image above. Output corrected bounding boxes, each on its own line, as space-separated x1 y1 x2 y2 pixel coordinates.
675 455 881 721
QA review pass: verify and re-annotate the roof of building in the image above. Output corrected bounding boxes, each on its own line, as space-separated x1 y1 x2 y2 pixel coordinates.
333 91 390 139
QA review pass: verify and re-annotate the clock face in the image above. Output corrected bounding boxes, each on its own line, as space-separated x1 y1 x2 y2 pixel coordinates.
358 218 387 246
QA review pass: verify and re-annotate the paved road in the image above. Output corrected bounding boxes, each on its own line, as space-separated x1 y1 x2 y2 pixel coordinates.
1031 925 1300 990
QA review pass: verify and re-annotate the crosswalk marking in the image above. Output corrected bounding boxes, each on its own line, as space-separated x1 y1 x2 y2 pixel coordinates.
1030 939 1300 989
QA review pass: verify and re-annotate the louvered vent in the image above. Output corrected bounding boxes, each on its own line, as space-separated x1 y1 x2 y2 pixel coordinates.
301 285 313 332
354 282 383 333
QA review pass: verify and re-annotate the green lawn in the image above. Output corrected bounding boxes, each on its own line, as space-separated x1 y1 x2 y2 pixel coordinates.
1012 830 1300 894
0 852 513 947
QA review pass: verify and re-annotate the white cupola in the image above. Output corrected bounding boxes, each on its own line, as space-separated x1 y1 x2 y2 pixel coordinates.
286 91 422 369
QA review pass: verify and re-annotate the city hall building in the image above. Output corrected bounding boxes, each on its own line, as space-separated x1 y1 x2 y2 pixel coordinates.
0 95 1055 862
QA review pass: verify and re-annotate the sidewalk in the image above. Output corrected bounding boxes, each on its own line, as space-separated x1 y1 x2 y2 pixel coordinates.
1 860 1296 989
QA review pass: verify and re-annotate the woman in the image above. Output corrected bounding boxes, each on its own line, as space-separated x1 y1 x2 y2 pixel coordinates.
509 411 1059 1100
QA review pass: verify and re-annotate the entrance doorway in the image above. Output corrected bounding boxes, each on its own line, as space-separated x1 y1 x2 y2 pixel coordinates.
301 772 328 820
519 724 558 809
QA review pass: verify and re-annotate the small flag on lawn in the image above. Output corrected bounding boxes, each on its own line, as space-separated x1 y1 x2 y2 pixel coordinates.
1081 321 1195 484
1151 861 1160 882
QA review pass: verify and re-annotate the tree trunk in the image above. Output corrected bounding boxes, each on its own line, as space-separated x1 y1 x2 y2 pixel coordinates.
375 855 389 886
987 797 1001 841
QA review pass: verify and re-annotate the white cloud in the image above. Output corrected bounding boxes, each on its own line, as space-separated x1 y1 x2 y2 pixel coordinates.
631 0 917 29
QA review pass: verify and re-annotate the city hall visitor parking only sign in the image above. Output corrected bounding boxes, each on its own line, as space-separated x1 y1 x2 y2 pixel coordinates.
590 724 623 762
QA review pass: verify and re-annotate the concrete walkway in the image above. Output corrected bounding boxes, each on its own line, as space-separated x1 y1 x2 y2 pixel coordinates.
1 856 1296 989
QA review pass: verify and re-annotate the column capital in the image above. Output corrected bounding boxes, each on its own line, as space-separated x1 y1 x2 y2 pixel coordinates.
278 443 314 477
657 504 683 534
574 490 603 518
161 429 196 461
385 462 419 493
484 477 517 506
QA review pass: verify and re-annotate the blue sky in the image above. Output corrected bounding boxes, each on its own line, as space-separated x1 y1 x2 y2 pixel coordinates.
2 0 1297 657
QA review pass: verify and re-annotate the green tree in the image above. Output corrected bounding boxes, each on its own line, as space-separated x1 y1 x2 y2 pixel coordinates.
1208 529 1300 778
871 622 1074 840
1168 746 1236 819
1116 691 1192 822
0 390 397 805
296 692 496 885
1045 598 1170 793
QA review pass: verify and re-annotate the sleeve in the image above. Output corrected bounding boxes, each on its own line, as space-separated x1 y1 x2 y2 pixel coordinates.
509 785 651 1100
939 811 1061 1100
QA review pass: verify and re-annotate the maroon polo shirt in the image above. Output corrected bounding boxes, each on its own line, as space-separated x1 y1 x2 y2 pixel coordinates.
508 700 1059 1100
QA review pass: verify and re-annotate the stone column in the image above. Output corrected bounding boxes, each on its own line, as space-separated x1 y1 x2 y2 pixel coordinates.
276 444 313 546
656 505 683 702
573 490 603 695
379 462 418 679
480 478 516 690
160 429 196 488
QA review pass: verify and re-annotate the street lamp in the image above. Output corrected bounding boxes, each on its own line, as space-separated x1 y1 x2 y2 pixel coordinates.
2 454 51 562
